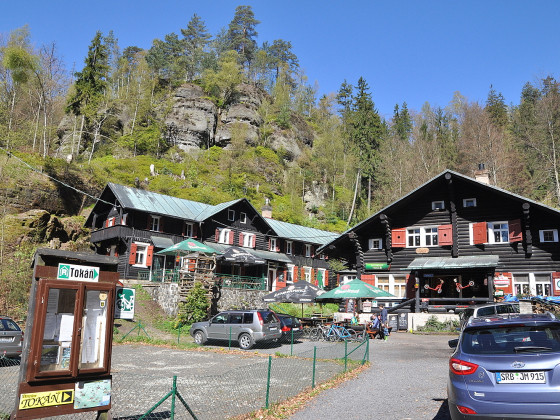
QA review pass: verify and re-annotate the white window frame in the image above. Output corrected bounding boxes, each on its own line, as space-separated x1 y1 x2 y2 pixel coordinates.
240 212 247 224
219 228 231 244
432 201 445 211
539 229 559 243
305 244 312 257
150 215 160 232
242 232 255 248
376 274 407 298
286 264 295 284
488 221 509 244
107 217 116 227
463 198 477 208
406 226 438 247
184 222 193 237
133 242 150 267
513 273 530 296
534 273 552 296
269 238 277 252
286 241 293 255
424 226 438 246
304 266 312 282
368 238 382 250
228 209 235 221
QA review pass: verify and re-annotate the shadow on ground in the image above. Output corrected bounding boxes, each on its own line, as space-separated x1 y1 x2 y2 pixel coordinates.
433 398 451 420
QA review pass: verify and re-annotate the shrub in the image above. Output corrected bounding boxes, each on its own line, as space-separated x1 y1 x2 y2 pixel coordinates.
417 315 459 332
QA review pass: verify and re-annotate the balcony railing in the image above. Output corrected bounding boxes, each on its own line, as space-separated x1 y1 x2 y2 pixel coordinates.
215 274 267 290
149 269 266 290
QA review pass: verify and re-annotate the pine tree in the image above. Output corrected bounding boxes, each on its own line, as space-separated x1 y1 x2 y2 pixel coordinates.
348 77 385 216
392 102 413 142
226 5 260 68
181 14 211 81
485 85 508 128
65 31 109 157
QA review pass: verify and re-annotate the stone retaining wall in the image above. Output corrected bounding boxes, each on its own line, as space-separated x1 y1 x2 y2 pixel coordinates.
217 288 269 311
140 282 269 316
142 283 180 317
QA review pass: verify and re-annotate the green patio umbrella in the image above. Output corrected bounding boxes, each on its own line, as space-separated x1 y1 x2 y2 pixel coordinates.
315 278 395 300
155 239 219 255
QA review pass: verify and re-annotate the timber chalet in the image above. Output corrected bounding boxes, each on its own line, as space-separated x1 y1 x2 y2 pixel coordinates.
318 168 560 312
85 183 338 291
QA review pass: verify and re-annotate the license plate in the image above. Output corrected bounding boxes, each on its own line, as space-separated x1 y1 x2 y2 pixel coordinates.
269 327 277 331
0 337 13 343
496 371 546 384
292 328 299 331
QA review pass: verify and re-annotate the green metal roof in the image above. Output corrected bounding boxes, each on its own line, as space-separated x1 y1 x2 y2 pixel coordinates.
406 255 499 270
109 183 212 221
265 219 339 246
107 183 338 243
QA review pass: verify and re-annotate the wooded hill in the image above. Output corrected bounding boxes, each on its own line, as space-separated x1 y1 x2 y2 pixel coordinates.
1 6 560 317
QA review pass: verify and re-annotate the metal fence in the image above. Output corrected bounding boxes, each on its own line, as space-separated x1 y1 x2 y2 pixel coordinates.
1 338 369 420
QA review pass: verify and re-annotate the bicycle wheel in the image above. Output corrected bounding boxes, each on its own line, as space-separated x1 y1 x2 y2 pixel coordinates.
309 327 322 341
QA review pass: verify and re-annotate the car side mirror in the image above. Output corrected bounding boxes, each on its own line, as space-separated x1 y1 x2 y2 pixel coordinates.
448 338 459 348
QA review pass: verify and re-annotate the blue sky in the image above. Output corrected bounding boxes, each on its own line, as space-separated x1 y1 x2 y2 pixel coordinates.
2 1 559 119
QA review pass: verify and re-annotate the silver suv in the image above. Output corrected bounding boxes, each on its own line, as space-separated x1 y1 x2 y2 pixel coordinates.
459 302 520 328
0 316 23 358
190 309 282 350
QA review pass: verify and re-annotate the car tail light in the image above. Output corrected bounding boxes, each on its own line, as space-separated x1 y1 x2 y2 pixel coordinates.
457 405 477 414
450 358 478 375
257 312 264 326
281 326 290 332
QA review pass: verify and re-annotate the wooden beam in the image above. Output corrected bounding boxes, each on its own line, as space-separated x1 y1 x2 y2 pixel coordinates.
445 173 458 257
522 202 532 256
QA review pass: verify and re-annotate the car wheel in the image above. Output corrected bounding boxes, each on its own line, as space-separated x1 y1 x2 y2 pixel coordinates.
238 333 254 350
193 330 207 345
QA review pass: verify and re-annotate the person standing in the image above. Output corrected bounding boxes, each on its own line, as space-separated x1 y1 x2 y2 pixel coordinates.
379 304 389 341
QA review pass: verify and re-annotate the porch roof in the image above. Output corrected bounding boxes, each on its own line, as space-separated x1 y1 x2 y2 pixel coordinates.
206 242 293 264
406 255 499 270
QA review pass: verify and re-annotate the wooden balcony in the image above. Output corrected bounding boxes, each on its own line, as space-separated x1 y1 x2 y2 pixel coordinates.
90 225 185 244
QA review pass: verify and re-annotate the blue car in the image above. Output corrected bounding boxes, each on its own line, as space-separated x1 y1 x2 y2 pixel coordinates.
447 313 560 419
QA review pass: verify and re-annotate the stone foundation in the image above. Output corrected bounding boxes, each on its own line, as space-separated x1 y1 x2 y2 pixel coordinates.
142 283 181 317
140 282 269 317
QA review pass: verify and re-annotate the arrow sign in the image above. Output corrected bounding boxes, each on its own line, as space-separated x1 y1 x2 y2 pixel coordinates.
57 263 99 282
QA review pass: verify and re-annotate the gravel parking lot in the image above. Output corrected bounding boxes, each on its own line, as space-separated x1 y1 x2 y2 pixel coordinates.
290 332 454 420
1 333 454 419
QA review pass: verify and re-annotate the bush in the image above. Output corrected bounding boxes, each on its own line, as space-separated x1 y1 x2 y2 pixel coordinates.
417 315 459 332
175 282 209 327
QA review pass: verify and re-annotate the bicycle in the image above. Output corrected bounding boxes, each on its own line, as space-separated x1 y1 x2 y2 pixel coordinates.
323 324 358 341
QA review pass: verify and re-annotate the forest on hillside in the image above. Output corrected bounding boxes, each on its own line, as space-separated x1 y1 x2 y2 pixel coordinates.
1 5 560 232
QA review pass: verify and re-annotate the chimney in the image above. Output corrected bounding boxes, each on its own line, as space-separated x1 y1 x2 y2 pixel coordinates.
262 198 272 218
474 163 490 185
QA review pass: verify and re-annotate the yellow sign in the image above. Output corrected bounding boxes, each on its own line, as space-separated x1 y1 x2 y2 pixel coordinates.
19 389 74 410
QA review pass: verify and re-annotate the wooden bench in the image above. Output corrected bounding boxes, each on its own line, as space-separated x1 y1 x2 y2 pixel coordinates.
366 326 393 339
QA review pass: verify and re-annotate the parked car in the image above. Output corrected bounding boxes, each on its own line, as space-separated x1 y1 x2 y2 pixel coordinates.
0 316 23 358
447 313 560 419
458 302 519 328
276 313 303 343
190 309 282 350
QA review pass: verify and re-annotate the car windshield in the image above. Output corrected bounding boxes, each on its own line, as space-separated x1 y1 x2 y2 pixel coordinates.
462 325 560 355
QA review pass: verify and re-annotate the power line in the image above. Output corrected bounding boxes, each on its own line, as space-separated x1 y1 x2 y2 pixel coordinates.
0 146 115 207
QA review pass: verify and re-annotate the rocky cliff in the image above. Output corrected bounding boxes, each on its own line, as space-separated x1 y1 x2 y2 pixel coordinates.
57 82 315 161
